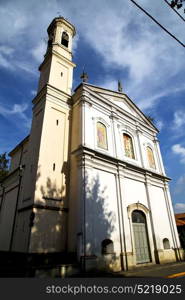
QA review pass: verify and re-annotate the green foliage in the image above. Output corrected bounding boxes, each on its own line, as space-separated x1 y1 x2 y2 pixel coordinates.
0 152 9 182
170 0 185 12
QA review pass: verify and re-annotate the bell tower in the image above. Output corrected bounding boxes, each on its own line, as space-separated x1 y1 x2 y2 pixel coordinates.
21 17 76 253
38 17 76 95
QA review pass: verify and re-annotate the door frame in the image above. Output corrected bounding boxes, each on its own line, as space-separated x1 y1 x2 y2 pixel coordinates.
127 203 155 266
132 211 151 263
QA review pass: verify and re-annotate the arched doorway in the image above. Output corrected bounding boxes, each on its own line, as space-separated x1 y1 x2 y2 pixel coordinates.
132 210 151 264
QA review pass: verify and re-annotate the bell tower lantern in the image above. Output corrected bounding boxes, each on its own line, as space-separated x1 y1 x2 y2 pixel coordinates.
38 17 76 95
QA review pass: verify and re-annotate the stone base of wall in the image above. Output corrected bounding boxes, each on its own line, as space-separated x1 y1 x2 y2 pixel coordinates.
179 248 185 260
81 248 185 273
81 254 122 272
157 248 184 264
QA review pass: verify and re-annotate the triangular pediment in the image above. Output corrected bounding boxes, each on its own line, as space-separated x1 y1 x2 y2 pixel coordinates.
83 83 157 131
101 94 137 116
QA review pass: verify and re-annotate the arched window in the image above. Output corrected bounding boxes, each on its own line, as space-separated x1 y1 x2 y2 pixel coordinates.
97 122 108 150
61 32 69 47
146 146 156 169
163 238 170 249
123 133 135 159
101 239 114 254
132 210 146 224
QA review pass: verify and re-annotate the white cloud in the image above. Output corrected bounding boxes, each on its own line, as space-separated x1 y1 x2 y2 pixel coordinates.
156 120 164 131
0 46 15 70
31 40 46 63
172 144 185 164
174 175 185 195
0 103 31 129
0 0 184 108
100 78 118 91
173 111 185 129
174 203 185 213
0 0 59 75
72 0 184 100
0 46 14 55
72 34 79 54
138 85 185 110
30 90 37 96
57 0 185 111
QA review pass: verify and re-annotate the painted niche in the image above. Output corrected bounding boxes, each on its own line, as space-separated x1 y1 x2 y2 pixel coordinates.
123 133 135 159
97 122 108 150
147 146 156 169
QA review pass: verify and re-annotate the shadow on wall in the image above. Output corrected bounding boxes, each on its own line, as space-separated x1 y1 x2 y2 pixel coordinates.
29 169 120 271
83 173 119 271
30 166 67 254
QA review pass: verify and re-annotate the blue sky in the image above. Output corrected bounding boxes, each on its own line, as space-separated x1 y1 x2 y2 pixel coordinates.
0 0 185 212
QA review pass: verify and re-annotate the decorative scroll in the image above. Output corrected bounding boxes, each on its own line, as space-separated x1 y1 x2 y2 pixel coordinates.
97 122 108 150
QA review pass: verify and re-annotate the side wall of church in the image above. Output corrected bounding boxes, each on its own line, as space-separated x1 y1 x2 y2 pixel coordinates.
0 173 19 251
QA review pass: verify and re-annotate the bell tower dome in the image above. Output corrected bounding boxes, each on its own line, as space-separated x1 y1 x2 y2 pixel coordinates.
38 17 76 95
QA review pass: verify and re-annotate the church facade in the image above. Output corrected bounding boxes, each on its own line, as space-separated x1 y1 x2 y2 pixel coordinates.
0 17 183 272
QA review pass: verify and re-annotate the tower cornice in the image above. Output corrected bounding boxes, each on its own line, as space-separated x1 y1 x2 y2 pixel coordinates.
38 48 76 71
47 17 76 37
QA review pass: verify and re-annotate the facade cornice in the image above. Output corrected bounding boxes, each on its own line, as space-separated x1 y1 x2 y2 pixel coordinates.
71 145 171 182
38 48 76 71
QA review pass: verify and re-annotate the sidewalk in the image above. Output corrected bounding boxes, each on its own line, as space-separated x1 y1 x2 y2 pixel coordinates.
118 261 185 278
69 261 185 278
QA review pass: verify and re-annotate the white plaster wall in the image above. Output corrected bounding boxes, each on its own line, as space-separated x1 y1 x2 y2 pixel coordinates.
20 106 44 204
121 177 149 253
49 56 73 95
29 208 66 253
33 101 68 204
85 168 121 256
113 100 136 116
150 185 174 249
123 178 148 207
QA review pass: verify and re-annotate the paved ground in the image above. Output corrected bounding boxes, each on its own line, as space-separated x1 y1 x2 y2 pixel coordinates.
120 261 185 278
70 261 185 278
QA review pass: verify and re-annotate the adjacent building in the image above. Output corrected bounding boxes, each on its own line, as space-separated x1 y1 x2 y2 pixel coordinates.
175 213 185 249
